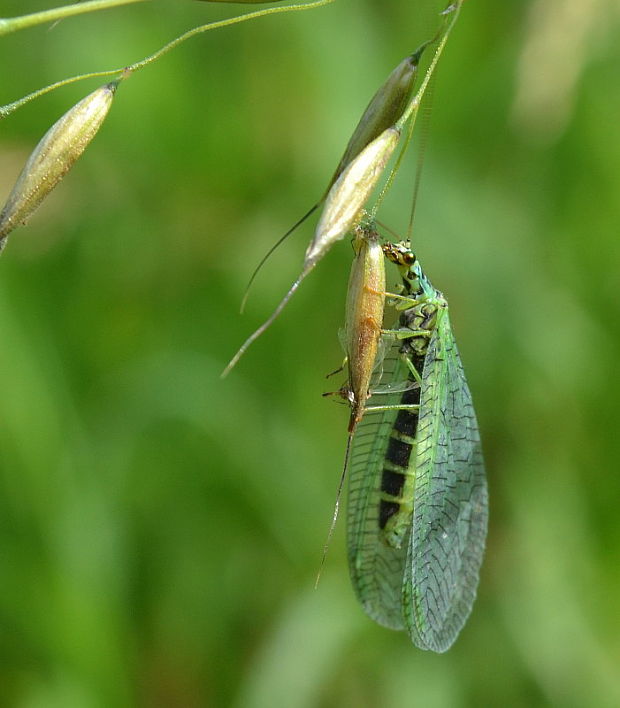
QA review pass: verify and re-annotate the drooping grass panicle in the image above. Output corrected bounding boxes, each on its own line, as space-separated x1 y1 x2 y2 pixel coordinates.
324 47 424 196
310 1 465 265
305 126 400 268
240 45 422 308
0 82 118 250
222 126 400 377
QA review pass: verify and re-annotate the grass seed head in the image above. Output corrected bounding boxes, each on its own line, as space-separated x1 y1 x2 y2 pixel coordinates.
326 51 421 194
344 225 386 432
0 82 117 246
305 126 400 268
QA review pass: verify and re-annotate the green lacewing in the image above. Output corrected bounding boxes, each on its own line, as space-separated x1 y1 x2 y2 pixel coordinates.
347 240 488 652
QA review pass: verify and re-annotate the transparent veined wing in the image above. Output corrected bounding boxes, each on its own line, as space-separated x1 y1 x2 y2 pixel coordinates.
347 346 413 630
403 309 488 652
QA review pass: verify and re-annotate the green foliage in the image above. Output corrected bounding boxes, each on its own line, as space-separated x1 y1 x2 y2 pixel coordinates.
1 0 620 706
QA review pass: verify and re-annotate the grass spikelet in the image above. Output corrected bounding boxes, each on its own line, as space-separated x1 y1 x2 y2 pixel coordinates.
240 47 423 305
223 127 399 377
325 47 426 194
305 126 400 268
0 82 118 250
343 225 385 433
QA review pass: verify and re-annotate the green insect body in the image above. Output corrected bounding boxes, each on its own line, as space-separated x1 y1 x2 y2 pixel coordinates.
347 241 488 652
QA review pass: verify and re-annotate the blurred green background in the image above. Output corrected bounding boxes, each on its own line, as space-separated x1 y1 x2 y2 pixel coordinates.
1 1 620 706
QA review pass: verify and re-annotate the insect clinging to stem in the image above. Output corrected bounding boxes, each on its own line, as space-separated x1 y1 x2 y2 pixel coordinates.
342 239 488 652
222 1 464 377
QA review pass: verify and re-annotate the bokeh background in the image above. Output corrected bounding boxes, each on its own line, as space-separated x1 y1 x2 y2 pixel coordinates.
1 1 619 706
